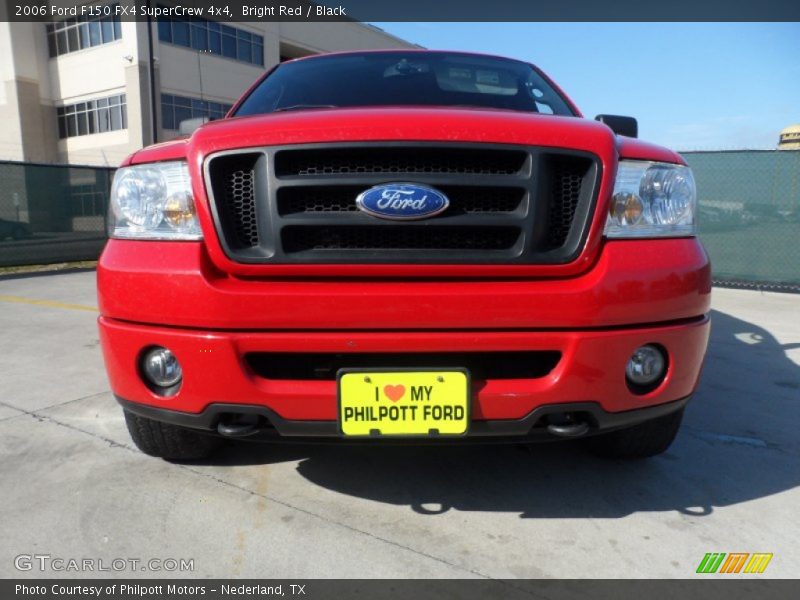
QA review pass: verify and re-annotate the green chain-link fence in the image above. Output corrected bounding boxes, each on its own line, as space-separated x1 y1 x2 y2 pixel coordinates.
0 161 113 268
685 150 800 291
1 152 798 290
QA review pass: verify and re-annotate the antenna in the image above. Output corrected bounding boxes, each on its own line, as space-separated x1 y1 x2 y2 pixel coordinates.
197 50 207 104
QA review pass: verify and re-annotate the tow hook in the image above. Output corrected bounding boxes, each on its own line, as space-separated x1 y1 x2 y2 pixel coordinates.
216 414 261 437
545 413 591 437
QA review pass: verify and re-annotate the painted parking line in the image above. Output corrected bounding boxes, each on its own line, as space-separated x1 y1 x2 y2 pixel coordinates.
0 294 98 313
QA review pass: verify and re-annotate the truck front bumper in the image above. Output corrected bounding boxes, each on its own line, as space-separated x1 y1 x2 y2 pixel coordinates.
100 315 709 440
98 236 711 441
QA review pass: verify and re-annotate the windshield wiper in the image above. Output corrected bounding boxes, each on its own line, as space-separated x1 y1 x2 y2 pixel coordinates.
273 104 338 113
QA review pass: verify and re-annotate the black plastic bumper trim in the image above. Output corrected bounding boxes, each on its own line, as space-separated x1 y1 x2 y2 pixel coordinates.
116 395 690 444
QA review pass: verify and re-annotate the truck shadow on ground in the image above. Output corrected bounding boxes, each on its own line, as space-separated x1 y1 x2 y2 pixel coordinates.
214 308 800 518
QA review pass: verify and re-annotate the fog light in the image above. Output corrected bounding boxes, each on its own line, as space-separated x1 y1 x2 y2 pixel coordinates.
142 347 182 389
626 345 666 388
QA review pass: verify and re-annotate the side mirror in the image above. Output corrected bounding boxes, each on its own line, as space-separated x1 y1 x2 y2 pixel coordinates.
595 114 638 138
178 117 209 135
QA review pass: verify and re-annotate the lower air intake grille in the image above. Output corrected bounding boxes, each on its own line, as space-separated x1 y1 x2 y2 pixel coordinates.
245 351 562 381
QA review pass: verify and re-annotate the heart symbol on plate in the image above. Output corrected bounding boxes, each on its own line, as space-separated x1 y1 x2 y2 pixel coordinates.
383 384 406 402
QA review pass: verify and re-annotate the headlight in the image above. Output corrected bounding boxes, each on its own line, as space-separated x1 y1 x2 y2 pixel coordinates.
108 161 202 240
604 161 696 238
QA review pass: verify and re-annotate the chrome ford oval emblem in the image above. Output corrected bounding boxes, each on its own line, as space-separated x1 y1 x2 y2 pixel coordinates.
355 183 449 220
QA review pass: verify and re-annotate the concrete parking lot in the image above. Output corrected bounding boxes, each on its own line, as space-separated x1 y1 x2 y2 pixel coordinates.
0 271 798 578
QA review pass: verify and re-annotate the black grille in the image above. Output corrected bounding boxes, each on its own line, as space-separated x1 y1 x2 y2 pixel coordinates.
208 154 259 248
282 226 521 253
279 187 361 214
275 147 528 177
445 186 525 214
245 351 562 381
205 143 600 265
277 186 525 216
546 156 592 248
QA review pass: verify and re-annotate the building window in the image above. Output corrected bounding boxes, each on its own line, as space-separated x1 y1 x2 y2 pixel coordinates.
57 94 127 139
157 11 264 67
161 94 233 130
46 6 122 58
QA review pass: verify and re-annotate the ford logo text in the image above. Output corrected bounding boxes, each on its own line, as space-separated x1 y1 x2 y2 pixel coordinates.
355 183 450 220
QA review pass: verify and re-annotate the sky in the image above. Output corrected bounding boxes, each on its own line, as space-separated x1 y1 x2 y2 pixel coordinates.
371 23 800 151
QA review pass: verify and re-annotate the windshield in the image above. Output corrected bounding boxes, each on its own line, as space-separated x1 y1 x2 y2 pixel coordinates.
234 52 576 117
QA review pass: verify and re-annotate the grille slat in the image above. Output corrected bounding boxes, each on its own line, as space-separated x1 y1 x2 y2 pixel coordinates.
277 186 526 216
275 147 528 177
282 226 521 253
205 143 599 265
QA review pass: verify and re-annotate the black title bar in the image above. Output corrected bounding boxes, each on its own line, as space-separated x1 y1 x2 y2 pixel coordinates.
2 0 800 22
4 579 799 600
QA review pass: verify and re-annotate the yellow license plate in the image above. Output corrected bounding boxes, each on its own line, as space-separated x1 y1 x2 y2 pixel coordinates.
338 369 470 437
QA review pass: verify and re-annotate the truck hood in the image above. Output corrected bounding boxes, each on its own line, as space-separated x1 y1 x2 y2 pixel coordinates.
124 107 682 166
616 136 684 165
192 107 618 158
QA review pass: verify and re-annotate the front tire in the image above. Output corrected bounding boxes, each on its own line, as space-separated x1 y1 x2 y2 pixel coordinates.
124 410 223 460
586 408 684 459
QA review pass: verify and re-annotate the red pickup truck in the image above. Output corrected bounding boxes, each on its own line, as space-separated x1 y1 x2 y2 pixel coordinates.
98 50 710 460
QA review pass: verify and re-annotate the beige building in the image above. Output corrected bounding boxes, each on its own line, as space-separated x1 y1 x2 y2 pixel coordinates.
778 124 800 150
0 16 415 167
